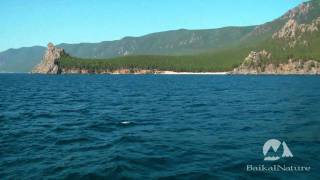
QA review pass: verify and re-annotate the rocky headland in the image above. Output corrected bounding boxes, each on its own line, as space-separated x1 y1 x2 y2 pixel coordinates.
232 51 320 74
32 43 65 74
32 1 320 75
32 44 320 75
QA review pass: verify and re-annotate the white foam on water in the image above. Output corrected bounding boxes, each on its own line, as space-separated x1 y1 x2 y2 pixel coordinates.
121 121 131 125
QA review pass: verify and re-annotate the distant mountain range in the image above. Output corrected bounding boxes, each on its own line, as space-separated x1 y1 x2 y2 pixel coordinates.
0 27 254 72
1 0 320 73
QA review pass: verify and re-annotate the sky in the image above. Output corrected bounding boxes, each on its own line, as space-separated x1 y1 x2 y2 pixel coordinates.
0 0 306 52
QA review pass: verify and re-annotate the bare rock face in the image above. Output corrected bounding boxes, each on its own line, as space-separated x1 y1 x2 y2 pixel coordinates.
273 19 298 40
282 3 311 19
32 43 65 74
272 1 320 48
273 18 320 41
233 50 320 74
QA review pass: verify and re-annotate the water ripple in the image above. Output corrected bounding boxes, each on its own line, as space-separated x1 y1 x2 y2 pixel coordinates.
0 74 319 179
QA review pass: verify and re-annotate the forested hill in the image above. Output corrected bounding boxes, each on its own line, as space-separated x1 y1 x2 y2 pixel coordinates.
0 26 254 72
3 0 320 73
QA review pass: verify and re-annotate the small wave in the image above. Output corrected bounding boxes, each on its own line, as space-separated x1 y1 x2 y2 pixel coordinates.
52 126 73 132
55 137 90 145
34 112 55 119
188 103 207 108
112 135 145 145
240 126 252 131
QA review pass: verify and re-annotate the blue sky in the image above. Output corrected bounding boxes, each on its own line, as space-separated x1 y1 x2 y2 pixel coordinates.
0 0 305 52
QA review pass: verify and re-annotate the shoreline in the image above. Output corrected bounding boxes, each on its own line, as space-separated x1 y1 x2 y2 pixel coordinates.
2 72 320 75
154 71 229 75
59 68 231 75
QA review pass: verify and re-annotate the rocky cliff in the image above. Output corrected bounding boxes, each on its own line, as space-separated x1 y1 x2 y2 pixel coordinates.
32 43 65 74
233 51 320 74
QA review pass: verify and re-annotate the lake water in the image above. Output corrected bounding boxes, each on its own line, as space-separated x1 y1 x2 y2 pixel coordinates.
0 74 319 179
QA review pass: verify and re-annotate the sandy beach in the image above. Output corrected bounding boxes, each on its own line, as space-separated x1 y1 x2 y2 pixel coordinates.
159 71 229 75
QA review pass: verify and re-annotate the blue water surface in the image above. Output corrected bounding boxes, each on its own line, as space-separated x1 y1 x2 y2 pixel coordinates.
0 74 319 179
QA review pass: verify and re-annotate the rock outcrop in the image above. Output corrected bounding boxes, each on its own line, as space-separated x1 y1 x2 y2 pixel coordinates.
282 3 311 19
233 50 320 74
32 43 65 74
233 51 271 74
234 2 320 75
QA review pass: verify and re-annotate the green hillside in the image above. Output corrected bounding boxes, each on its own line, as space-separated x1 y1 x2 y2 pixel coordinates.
58 28 320 73
0 26 254 72
59 0 320 73
1 0 320 73
58 26 255 58
59 47 251 72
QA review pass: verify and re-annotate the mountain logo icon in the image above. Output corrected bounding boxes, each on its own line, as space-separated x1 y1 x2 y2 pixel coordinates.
263 139 293 161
